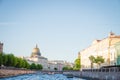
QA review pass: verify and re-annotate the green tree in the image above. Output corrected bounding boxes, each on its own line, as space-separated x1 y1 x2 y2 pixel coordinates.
23 59 29 68
89 55 95 68
54 67 57 71
15 58 23 68
13 57 18 67
73 58 81 70
62 66 69 70
95 56 104 67
30 63 37 69
7 54 13 66
63 66 73 71
36 64 43 70
0 53 3 66
2 54 8 66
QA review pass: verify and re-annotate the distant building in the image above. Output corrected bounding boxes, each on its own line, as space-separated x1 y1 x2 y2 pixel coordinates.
0 42 3 53
48 60 74 71
25 44 48 70
24 44 74 71
48 60 65 71
80 32 120 69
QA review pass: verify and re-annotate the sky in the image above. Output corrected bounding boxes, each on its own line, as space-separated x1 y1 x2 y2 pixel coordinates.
0 0 120 62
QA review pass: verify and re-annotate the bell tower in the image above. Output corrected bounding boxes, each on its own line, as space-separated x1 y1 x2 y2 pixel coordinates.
0 42 3 53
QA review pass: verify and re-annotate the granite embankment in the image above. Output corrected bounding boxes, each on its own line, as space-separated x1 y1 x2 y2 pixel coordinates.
0 69 36 78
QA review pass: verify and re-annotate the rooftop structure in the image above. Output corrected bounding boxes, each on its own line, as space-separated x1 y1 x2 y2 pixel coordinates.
80 32 120 69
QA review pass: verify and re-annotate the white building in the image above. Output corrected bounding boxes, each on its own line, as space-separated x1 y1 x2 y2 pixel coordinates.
48 60 74 71
80 32 120 69
25 45 48 70
25 44 74 71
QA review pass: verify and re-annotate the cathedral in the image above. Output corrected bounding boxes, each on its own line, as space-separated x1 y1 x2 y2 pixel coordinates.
25 44 48 70
25 44 73 71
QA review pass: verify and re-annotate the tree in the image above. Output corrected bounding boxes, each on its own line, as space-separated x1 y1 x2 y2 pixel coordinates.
2 54 8 66
95 56 104 67
54 67 57 71
30 63 37 70
13 57 18 67
89 55 104 68
0 53 3 66
36 64 43 70
6 54 15 66
15 58 23 68
73 58 81 70
89 55 95 69
62 66 73 71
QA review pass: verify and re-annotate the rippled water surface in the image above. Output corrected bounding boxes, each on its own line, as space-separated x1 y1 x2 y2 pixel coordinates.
0 73 86 80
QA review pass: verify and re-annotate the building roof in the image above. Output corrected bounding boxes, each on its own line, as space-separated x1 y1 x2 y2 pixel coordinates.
31 44 41 57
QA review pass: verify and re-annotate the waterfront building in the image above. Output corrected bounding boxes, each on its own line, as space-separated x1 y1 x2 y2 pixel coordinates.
48 60 74 71
0 42 3 53
80 32 120 69
23 44 74 70
113 41 120 65
25 44 48 70
48 60 65 71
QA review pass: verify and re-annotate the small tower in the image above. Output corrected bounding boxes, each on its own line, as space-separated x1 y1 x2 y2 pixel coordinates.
109 31 115 37
0 42 3 53
78 52 80 59
36 44 38 48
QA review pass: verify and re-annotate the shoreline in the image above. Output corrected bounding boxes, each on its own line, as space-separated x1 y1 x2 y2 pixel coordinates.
0 69 36 78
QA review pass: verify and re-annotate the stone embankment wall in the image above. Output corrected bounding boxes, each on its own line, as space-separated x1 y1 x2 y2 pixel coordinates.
63 68 120 80
0 69 36 78
81 68 120 80
82 72 120 80
63 71 81 77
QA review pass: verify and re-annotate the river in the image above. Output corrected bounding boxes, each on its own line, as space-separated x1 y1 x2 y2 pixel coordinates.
0 73 86 80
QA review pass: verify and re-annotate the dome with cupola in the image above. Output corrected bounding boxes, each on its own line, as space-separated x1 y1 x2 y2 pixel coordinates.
31 44 41 57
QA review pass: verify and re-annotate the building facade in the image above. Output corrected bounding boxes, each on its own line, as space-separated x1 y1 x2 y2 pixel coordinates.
0 42 3 53
48 60 74 71
25 44 74 71
25 45 48 70
80 32 120 69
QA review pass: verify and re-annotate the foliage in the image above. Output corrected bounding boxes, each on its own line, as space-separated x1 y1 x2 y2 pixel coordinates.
73 58 81 70
54 67 57 71
30 63 36 69
95 56 104 66
89 55 95 68
62 66 73 70
36 64 43 70
0 53 43 70
89 55 104 68
0 53 3 66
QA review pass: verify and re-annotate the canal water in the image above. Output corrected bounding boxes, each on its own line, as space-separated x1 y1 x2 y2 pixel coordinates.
0 73 86 80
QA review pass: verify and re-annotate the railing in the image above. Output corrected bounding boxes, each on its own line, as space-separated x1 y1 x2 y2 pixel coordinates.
82 67 120 72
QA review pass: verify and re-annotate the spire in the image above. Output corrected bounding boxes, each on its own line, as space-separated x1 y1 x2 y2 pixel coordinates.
109 31 115 37
36 44 38 48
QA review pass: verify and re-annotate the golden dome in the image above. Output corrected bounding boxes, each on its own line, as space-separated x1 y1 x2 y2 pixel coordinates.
31 44 41 57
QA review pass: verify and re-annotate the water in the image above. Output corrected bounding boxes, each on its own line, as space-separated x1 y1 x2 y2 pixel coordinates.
0 73 86 80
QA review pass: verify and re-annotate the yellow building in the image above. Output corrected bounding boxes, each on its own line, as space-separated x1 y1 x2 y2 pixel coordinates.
80 32 120 69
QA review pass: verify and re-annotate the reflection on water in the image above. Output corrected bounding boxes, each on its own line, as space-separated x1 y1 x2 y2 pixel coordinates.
0 73 86 80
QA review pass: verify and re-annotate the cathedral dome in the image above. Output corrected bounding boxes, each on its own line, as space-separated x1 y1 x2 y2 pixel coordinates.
31 44 41 57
